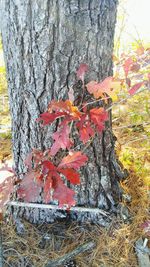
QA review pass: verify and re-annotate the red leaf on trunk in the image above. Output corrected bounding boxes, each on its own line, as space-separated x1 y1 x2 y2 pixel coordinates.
58 168 80 184
128 82 143 95
17 172 42 202
77 116 95 143
48 100 81 119
51 124 73 156
0 163 14 174
86 81 99 95
53 179 76 207
43 172 53 203
86 77 118 99
58 151 88 169
37 112 66 125
42 160 56 174
79 124 95 143
32 149 44 166
0 175 15 211
76 63 89 82
76 114 94 143
90 108 108 132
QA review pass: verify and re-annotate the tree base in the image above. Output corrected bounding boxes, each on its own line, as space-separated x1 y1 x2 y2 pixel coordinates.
7 201 114 227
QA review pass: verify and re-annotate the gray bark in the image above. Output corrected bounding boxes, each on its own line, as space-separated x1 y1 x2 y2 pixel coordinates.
1 0 126 224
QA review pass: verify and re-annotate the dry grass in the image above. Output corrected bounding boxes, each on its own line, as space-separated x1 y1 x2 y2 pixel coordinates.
0 138 12 161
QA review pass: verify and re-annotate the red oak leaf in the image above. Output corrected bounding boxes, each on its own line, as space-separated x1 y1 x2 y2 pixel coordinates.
0 175 15 211
42 160 56 175
76 114 87 127
76 63 89 82
86 77 118 99
128 82 143 95
50 124 73 156
58 151 88 169
123 57 133 77
43 172 53 203
53 179 76 207
90 108 108 132
96 77 113 93
17 172 42 202
37 112 66 125
32 149 44 167
79 124 95 143
86 81 100 96
40 160 57 202
0 163 15 174
0 163 17 212
48 100 81 119
58 168 80 184
130 63 140 72
76 114 94 143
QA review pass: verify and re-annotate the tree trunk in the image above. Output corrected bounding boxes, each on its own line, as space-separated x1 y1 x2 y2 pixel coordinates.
1 0 126 225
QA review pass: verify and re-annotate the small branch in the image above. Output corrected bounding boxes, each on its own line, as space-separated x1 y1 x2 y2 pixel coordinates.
45 241 95 267
106 87 148 112
7 201 109 217
106 94 131 112
125 136 149 145
113 121 150 130
80 96 110 110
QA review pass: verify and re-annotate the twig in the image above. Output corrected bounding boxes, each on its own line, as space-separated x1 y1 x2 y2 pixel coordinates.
125 136 149 145
80 96 110 110
3 248 25 262
113 121 150 130
106 95 131 112
45 241 95 267
7 201 109 217
106 87 148 112
3 259 11 267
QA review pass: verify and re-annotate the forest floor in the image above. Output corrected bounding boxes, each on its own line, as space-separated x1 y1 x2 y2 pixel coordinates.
0 47 150 266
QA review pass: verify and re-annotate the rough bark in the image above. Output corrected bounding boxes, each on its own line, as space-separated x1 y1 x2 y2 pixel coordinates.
1 0 126 224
